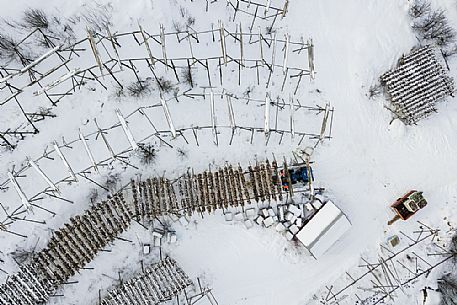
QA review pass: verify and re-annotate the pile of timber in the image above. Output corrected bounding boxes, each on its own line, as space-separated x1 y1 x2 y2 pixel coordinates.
32 193 134 284
0 265 52 305
0 192 134 305
131 160 283 218
131 177 177 220
100 257 192 305
380 45 454 124
0 159 293 305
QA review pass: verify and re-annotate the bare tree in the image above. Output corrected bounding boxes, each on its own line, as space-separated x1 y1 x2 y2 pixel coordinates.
80 2 113 33
127 79 153 98
0 34 18 61
368 83 383 98
186 16 196 27
438 275 457 305
88 188 100 204
412 8 456 46
113 83 125 98
138 143 157 165
155 76 177 94
409 0 431 18
435 232 457 305
104 172 121 191
176 147 187 160
173 7 195 32
243 86 254 98
181 66 195 87
172 20 183 32
442 43 457 58
450 233 457 259
21 9 49 29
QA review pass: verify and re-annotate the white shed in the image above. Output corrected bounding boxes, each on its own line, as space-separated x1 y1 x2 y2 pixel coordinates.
296 200 351 258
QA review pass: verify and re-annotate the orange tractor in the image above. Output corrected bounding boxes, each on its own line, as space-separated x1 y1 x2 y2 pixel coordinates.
387 190 427 225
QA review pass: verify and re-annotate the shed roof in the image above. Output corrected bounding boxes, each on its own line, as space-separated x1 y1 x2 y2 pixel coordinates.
296 200 351 258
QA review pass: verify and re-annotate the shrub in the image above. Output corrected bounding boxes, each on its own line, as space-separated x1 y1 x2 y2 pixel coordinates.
176 147 187 159
22 9 49 29
368 83 383 98
127 79 152 98
438 275 457 305
181 66 195 87
0 35 18 61
412 7 456 46
104 172 121 191
155 76 176 93
138 143 156 165
409 1 431 18
80 2 113 33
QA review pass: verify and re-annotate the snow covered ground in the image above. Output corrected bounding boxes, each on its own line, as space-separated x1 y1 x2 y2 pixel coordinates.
1 0 457 305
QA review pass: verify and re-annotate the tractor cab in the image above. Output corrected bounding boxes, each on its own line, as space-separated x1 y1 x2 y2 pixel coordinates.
403 191 427 212
278 165 314 191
